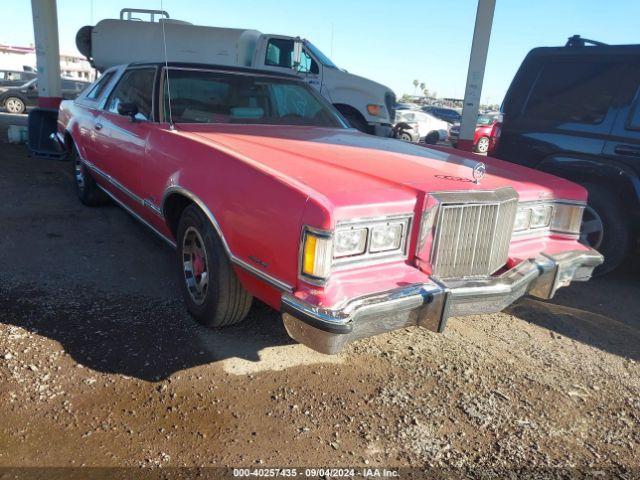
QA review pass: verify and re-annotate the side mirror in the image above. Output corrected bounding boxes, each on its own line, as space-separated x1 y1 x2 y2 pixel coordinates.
117 102 138 120
292 37 303 72
28 84 35 91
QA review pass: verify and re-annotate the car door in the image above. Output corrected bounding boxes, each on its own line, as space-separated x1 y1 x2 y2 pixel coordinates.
61 79 77 100
92 67 157 205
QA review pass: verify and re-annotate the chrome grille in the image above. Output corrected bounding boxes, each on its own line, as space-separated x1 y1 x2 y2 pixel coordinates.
431 189 518 279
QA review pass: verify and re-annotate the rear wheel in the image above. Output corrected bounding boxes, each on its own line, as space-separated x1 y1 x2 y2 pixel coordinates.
398 131 413 142
580 183 630 275
475 136 490 153
5 97 25 114
71 145 108 207
177 204 253 327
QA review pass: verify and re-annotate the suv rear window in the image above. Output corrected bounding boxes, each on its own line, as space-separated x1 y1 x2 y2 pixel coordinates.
524 60 623 125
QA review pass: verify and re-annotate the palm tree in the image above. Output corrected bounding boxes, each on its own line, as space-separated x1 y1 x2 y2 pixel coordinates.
413 79 419 95
419 82 425 93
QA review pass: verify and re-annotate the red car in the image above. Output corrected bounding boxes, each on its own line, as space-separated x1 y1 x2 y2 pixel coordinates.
53 62 602 354
449 113 502 154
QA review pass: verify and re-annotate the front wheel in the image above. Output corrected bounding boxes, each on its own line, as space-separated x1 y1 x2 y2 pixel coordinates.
424 131 439 145
4 97 25 114
177 205 253 327
398 131 413 142
580 183 630 275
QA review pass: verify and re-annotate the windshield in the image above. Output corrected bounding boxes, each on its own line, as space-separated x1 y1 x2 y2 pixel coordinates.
163 69 344 128
304 41 337 68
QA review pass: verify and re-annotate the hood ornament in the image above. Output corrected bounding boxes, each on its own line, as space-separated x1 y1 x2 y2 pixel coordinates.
472 162 486 184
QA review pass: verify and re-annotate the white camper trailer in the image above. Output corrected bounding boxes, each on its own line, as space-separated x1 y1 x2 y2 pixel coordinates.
77 8 396 136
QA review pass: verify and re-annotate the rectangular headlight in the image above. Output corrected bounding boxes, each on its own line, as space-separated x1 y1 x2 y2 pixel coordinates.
334 227 368 258
370 222 404 253
551 204 584 234
513 207 532 232
301 229 332 280
530 205 553 229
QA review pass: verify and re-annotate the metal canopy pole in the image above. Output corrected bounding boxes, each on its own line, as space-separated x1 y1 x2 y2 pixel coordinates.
457 0 496 152
31 0 62 109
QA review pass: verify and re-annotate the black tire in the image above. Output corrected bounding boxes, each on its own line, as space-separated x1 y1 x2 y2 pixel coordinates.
398 132 413 142
177 204 252 327
581 183 631 275
336 106 371 134
425 131 440 145
71 144 108 207
4 96 26 114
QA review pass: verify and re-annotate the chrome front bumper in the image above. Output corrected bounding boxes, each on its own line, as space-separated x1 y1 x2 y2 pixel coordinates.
281 249 603 354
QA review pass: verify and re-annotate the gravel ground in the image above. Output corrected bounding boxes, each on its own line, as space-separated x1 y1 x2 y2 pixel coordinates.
0 135 638 478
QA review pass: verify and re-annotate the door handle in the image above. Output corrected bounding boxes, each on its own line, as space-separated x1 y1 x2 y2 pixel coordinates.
614 144 640 157
94 123 103 131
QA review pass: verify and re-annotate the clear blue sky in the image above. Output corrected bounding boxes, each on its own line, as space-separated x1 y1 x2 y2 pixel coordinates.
6 0 640 104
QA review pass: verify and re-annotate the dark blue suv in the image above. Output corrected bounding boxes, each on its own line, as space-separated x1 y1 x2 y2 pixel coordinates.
496 36 640 274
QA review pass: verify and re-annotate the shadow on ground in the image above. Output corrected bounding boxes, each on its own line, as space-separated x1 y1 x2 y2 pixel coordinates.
507 259 640 362
0 282 296 381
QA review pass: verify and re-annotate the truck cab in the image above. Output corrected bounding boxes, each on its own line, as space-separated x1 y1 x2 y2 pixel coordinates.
253 35 396 135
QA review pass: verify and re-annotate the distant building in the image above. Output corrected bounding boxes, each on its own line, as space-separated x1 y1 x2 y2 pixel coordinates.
0 44 95 81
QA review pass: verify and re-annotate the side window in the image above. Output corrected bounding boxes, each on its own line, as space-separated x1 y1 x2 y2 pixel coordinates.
106 68 156 121
524 60 624 125
265 38 294 68
298 50 319 74
87 72 114 100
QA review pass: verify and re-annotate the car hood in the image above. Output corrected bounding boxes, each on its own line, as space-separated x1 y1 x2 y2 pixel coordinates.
177 124 584 204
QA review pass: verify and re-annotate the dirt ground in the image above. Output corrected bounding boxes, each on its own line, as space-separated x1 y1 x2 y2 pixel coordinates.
0 118 638 478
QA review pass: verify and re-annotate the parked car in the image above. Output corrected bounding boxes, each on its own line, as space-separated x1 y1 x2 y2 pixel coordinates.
76 8 396 136
496 36 640 274
422 105 462 124
394 110 449 144
0 69 37 89
1 78 90 114
449 113 501 154
48 61 602 354
395 102 421 111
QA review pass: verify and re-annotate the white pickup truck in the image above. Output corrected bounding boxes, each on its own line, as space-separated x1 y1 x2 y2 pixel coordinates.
76 8 396 136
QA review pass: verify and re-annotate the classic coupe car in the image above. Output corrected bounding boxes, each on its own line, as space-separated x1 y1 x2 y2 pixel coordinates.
52 62 603 354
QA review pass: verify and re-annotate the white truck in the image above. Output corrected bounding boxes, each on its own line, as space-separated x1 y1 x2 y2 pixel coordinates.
75 8 396 136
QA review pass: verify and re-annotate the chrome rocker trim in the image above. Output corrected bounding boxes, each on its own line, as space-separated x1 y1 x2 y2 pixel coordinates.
281 248 603 354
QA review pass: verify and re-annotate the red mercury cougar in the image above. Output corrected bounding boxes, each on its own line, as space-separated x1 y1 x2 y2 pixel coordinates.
53 63 603 354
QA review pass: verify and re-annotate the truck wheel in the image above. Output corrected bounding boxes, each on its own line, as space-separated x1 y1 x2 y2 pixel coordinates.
177 204 253 327
475 136 490 153
580 183 630 275
344 113 370 133
425 131 440 145
71 145 108 207
5 97 25 114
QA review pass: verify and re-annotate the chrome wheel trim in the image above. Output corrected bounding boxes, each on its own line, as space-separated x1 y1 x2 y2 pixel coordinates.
6 98 23 113
476 137 490 153
74 157 86 191
580 205 604 250
182 226 209 305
